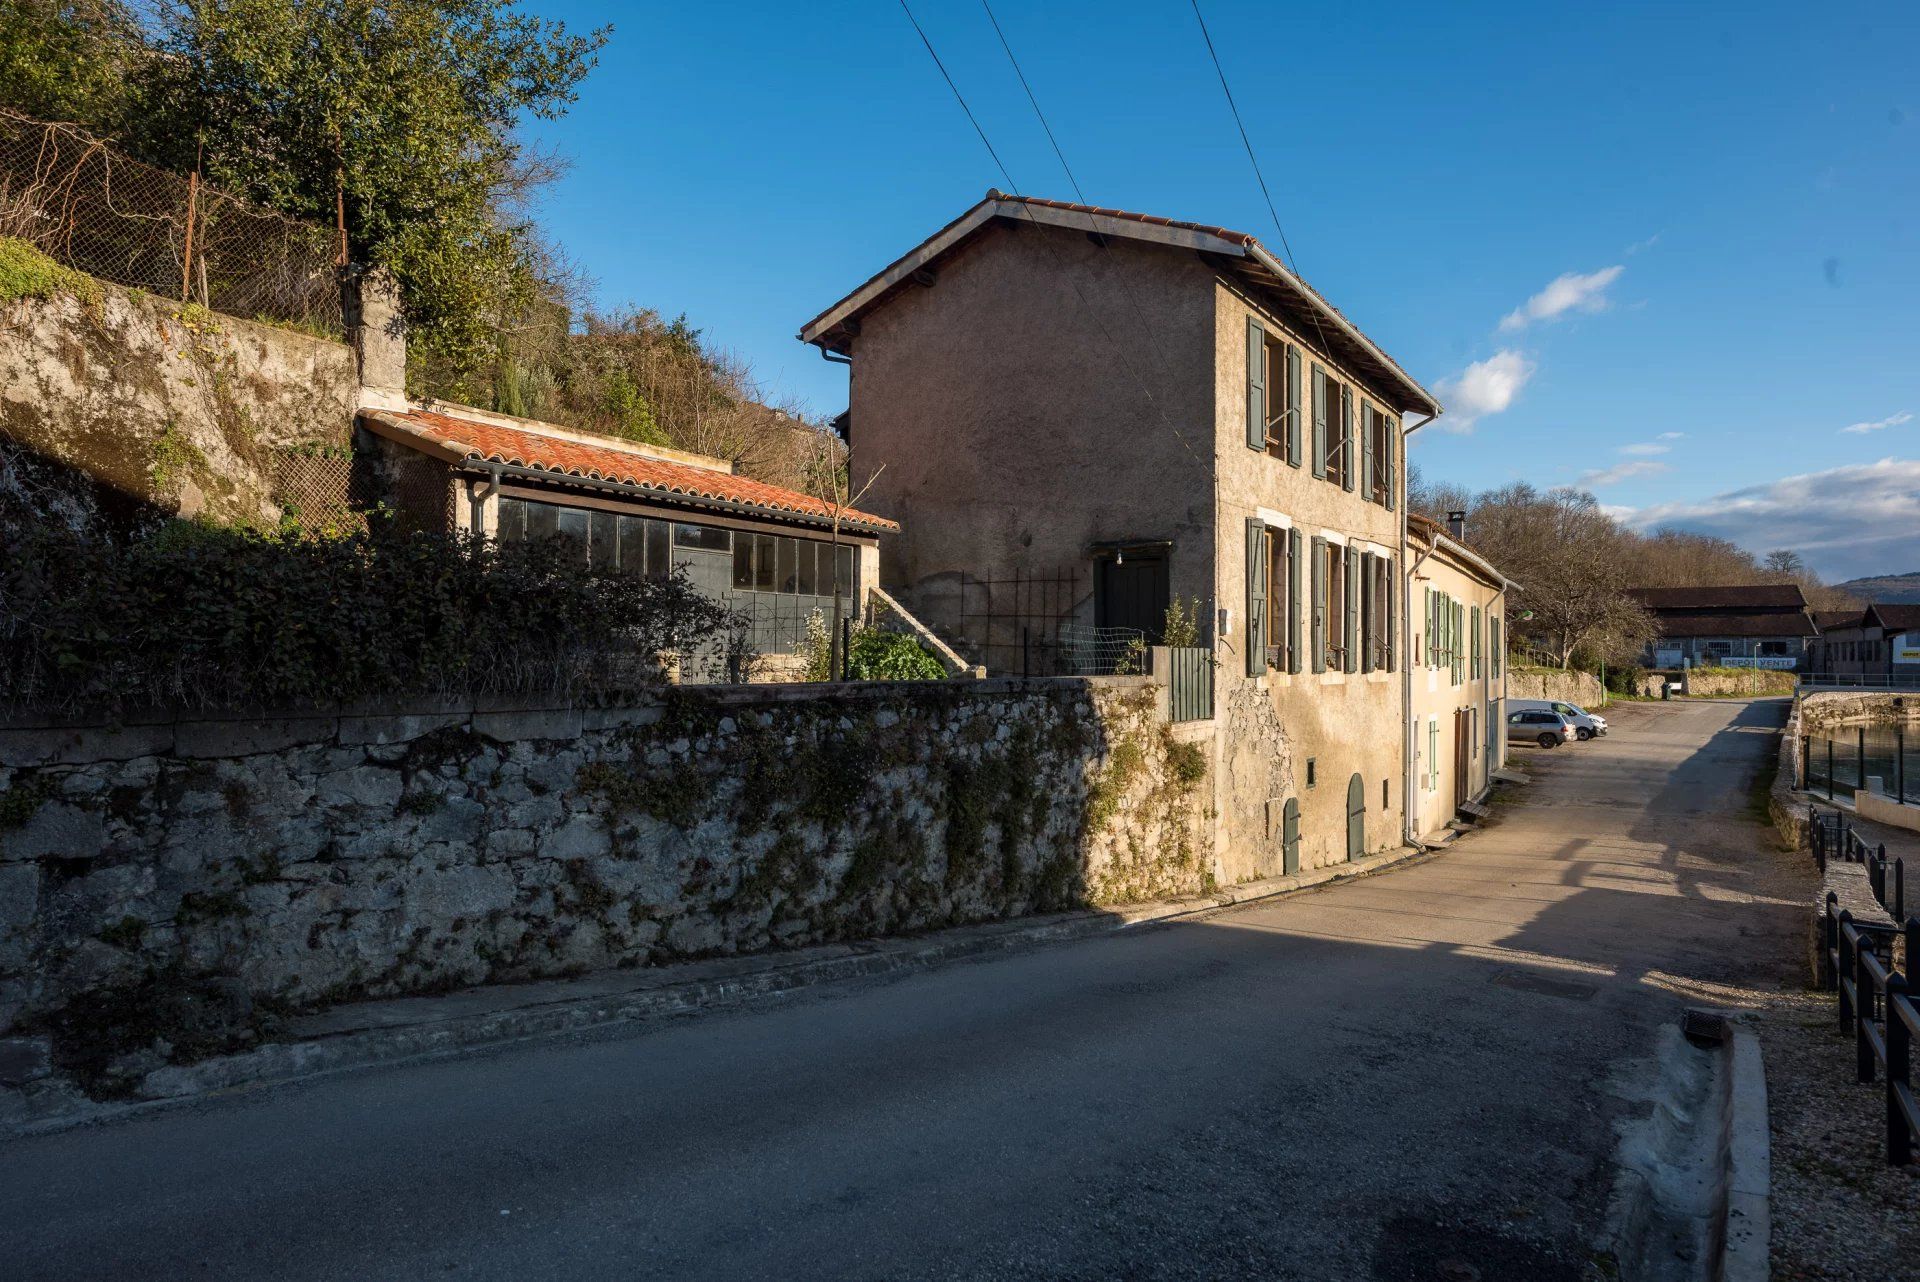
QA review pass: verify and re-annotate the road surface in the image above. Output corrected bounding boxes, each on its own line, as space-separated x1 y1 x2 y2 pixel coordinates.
1 698 1807 1280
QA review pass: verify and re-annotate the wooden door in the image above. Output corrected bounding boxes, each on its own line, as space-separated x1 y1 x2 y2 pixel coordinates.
1453 710 1472 807
1345 773 1365 862
1282 797 1300 876
1094 551 1170 641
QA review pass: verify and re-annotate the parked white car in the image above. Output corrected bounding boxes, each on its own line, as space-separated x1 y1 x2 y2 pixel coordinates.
1510 698 1608 741
1507 708 1574 749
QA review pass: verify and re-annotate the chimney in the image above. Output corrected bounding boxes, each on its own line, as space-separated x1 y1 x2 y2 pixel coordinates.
342 265 407 397
1446 510 1467 542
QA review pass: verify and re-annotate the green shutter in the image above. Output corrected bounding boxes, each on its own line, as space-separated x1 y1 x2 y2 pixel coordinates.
1310 535 1326 672
1245 518 1267 676
1286 346 1303 467
1359 404 1375 504
1343 547 1359 673
1340 386 1355 492
1311 368 1328 478
1359 553 1375 674
1245 318 1266 452
1387 555 1398 672
1384 416 1397 511
1472 605 1482 678
1287 527 1303 674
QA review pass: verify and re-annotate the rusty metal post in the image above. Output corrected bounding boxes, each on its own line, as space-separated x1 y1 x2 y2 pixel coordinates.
180 168 199 302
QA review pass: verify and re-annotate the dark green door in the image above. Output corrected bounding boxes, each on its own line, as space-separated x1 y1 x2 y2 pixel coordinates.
1282 797 1300 876
1346 773 1365 862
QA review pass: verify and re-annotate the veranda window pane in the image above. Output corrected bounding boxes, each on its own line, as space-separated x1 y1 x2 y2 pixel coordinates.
753 534 776 590
777 538 799 593
526 501 559 542
645 520 669 578
496 497 526 541
796 539 820 595
589 511 617 571
835 545 854 597
674 523 730 551
732 534 754 589
618 515 648 575
556 507 588 549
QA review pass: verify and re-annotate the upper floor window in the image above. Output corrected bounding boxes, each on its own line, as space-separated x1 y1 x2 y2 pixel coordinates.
1360 403 1397 509
1245 317 1302 466
1313 368 1353 491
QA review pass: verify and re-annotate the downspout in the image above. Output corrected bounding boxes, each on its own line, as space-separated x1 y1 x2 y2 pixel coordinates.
1401 410 1435 846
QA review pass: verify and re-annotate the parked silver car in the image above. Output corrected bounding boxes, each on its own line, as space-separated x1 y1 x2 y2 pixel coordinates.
1510 698 1609 741
1507 707 1573 749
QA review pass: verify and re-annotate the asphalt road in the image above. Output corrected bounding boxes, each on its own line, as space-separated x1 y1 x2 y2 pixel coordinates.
1 698 1808 1281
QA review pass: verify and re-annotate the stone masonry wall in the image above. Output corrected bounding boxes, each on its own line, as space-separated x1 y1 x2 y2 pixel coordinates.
0 678 1210 1094
1504 668 1605 707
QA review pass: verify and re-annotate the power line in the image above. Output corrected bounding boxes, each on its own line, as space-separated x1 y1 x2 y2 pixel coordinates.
1187 0 1301 277
894 0 1206 470
978 0 1086 205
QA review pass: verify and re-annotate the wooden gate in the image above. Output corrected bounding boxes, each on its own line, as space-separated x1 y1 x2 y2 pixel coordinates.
1346 773 1365 862
1282 797 1300 876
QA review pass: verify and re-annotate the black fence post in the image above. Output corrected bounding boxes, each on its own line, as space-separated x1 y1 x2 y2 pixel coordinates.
839 615 852 682
1890 972 1913 1166
1861 726 1870 793
1860 939 1879 1083
1830 738 1837 801
1022 626 1030 680
1803 735 1813 790
1900 726 1908 804
1824 893 1840 988
1840 910 1857 1028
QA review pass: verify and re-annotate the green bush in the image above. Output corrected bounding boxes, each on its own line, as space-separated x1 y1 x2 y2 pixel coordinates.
0 513 748 713
846 630 946 682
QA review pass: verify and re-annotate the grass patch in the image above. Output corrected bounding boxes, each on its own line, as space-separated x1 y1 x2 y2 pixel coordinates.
0 236 104 308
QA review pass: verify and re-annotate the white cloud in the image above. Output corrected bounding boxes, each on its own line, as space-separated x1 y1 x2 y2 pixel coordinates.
1600 503 1638 521
1658 431 1685 440
1624 233 1661 256
1432 349 1534 432
1577 459 1669 488
1499 265 1625 332
1840 411 1912 435
1619 442 1672 456
1624 457 1920 580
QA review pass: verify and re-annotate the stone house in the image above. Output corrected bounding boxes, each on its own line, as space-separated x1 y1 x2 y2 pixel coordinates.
1627 584 1815 669
799 190 1443 877
346 287 893 672
1808 604 1920 681
1406 512 1512 844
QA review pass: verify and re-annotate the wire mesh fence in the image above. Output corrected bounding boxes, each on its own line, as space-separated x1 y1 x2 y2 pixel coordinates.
0 110 342 334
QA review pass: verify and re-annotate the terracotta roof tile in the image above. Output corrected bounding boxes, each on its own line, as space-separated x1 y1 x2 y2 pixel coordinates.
1629 584 1809 611
370 409 898 534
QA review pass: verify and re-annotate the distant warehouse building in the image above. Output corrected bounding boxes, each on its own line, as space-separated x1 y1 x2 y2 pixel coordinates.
1806 604 1920 680
1627 584 1816 669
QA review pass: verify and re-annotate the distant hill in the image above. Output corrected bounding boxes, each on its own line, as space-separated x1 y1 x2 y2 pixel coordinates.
1834 572 1920 603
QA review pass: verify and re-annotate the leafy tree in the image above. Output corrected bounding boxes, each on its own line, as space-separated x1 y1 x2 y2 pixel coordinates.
0 1 147 131
144 0 607 390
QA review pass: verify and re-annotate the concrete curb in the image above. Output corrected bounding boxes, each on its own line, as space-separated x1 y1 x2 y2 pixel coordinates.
1600 1014 1771 1282
1 844 1431 1141
1718 1029 1771 1282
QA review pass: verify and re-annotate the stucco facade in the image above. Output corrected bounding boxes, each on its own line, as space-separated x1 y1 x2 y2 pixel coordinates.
802 194 1443 882
1406 518 1508 843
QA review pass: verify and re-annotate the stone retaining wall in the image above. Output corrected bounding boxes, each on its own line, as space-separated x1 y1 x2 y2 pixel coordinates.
0 678 1211 1095
1504 667 1606 707
1683 668 1798 698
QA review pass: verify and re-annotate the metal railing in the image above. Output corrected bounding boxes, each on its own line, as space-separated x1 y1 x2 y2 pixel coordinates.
1801 673 1920 691
1822 894 1920 1164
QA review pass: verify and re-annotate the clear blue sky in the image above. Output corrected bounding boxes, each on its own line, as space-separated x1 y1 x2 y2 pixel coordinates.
524 1 1919 582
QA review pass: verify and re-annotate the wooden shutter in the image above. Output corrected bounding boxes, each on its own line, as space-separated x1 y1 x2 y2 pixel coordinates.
1287 527 1303 674
1286 346 1303 467
1384 416 1397 511
1386 555 1398 672
1311 368 1328 478
1343 547 1359 673
1359 553 1375 674
1359 404 1375 504
1245 518 1267 676
1310 535 1326 672
1245 318 1266 452
1472 605 1482 678
1340 386 1355 492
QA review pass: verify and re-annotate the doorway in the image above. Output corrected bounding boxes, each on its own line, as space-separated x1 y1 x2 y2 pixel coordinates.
1345 773 1365 861
1453 709 1473 807
1094 548 1170 641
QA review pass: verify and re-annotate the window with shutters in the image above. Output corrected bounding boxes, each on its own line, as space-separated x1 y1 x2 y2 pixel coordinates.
1318 372 1351 489
1262 334 1293 460
1471 605 1482 679
1362 404 1396 506
1491 616 1502 677
1322 540 1347 670
1265 527 1288 669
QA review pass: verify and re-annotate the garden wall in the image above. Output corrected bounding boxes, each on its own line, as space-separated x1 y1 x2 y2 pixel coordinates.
1683 667 1798 698
1504 667 1605 707
0 677 1211 1096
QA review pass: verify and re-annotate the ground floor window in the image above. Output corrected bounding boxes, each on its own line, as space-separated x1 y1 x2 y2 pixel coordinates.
496 495 858 655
